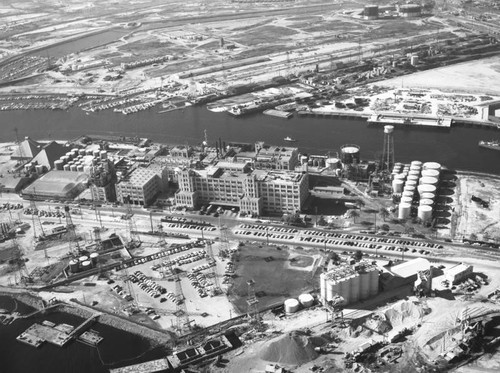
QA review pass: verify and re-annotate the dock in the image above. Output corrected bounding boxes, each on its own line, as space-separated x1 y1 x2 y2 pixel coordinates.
78 330 103 346
367 113 452 128
109 358 170 373
297 110 370 119
263 109 293 119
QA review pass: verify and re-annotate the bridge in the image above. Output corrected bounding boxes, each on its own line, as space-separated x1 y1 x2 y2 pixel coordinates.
68 314 100 339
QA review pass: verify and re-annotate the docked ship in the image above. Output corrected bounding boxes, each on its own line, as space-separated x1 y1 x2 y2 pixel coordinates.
284 136 297 142
478 140 500 151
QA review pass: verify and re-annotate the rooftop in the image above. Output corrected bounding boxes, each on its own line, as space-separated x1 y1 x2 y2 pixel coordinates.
390 258 430 278
254 170 305 183
23 170 88 196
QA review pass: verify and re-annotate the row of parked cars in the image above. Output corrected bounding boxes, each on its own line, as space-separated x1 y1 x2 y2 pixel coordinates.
128 270 178 303
110 283 133 302
239 224 298 234
1 203 23 211
163 222 217 232
24 207 66 218
191 260 216 273
187 271 210 298
151 249 208 273
235 229 294 241
222 261 235 285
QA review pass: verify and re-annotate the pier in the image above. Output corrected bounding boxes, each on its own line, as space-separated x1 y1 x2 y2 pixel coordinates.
297 110 370 119
367 113 452 128
263 109 293 119
109 358 171 373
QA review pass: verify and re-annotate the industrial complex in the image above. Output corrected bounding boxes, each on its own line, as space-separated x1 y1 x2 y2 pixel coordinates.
2 0 500 373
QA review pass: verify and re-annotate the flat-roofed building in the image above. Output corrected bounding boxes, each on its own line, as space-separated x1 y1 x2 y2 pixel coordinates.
231 141 299 171
175 165 308 215
445 263 473 284
115 167 161 206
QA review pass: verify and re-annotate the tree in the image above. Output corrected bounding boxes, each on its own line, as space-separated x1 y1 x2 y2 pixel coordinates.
317 215 327 226
347 210 360 223
381 224 390 231
356 199 366 210
354 250 363 261
379 207 390 222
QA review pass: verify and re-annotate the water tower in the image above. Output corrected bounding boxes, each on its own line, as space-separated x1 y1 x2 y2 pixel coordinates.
381 125 395 172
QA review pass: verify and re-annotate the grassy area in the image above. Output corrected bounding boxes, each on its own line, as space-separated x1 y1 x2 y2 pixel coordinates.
228 244 315 313
236 26 299 45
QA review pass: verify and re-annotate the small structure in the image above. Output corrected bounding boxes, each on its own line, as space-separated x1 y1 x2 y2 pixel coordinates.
445 263 473 284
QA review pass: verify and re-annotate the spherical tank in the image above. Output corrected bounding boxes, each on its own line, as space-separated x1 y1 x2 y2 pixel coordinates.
419 176 439 186
360 272 370 300
350 274 360 303
392 179 405 193
320 273 327 301
418 205 433 221
369 268 379 296
340 144 361 164
284 298 300 314
419 198 434 206
423 162 441 171
421 169 440 178
398 203 411 219
298 293 314 308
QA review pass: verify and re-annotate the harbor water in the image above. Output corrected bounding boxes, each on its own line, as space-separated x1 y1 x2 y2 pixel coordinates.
0 296 166 373
0 105 499 174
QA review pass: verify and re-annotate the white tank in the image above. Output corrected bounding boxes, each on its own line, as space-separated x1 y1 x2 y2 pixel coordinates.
81 260 92 271
71 148 79 156
418 205 433 221
35 165 44 175
402 191 414 198
423 162 441 171
407 174 419 182
392 179 405 193
54 160 64 170
401 196 413 204
419 176 438 185
360 272 371 300
300 155 308 165
63 165 71 171
66 151 74 160
78 149 86 156
369 268 379 296
420 192 435 200
404 184 416 192
417 184 437 194
408 169 420 176
411 160 422 167
384 125 394 133
93 150 100 157
77 165 84 172
69 259 79 273
298 293 314 308
90 252 99 264
79 255 89 262
70 165 78 172
394 173 406 181
421 169 440 178
350 275 360 303
398 203 411 219
284 298 300 314
326 158 340 169
419 198 434 206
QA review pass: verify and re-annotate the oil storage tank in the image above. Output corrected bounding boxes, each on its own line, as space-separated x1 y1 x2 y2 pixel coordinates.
398 203 411 219
284 298 300 314
418 205 433 222
417 184 437 195
69 259 79 273
340 144 361 164
90 252 99 265
81 260 92 271
298 293 314 308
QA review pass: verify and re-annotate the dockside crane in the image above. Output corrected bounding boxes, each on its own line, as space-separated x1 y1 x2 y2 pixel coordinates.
64 205 81 255
124 195 141 249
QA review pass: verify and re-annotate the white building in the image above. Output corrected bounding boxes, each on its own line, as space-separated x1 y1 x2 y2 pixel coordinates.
115 166 166 206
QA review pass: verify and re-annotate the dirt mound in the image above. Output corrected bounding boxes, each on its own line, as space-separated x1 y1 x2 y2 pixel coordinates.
260 330 320 365
384 300 425 328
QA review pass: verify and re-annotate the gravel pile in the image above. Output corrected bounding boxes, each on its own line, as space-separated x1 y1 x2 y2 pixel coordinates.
260 331 319 365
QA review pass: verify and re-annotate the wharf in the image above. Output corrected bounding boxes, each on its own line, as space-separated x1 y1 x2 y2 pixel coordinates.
78 330 103 346
109 358 170 373
17 323 72 347
368 113 452 128
263 109 293 119
297 110 370 119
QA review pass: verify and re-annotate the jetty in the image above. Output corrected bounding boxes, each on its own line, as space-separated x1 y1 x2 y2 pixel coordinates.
263 109 293 119
367 113 452 128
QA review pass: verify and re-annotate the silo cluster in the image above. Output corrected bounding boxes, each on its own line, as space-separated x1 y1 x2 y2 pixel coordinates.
320 262 379 306
392 160 441 222
69 253 99 274
56 147 109 174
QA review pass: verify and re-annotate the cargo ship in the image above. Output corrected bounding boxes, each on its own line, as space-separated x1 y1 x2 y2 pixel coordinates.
478 140 500 151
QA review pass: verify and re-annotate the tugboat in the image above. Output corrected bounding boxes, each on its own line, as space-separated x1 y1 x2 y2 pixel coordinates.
284 136 297 142
478 140 500 151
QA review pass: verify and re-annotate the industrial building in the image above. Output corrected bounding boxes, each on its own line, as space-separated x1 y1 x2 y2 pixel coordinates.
399 4 421 18
445 263 474 285
320 262 379 306
230 141 299 171
364 5 379 20
115 166 165 206
11 137 42 161
22 170 88 201
175 165 309 215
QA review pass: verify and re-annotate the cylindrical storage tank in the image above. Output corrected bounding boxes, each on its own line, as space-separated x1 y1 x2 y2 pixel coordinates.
411 160 422 168
398 203 411 219
326 158 340 169
423 162 441 171
340 144 361 164
350 275 360 303
392 179 405 193
419 198 434 207
420 192 435 200
421 169 440 178
405 180 417 189
392 164 402 173
418 205 433 222
369 269 379 296
35 165 44 175
66 151 74 160
62 155 69 163
408 169 420 176
70 165 78 172
402 190 414 199
93 150 100 157
394 162 403 168
79 255 89 263
320 273 327 301
401 196 413 204
360 272 370 300
394 173 406 182
284 298 300 314
300 155 308 165
100 150 108 160
63 164 71 171
417 184 437 195
419 176 439 186
410 55 419 66
71 148 79 156
78 149 86 156
407 174 419 182
69 259 79 273
81 260 92 271
364 4 379 19
90 252 99 265
86 149 93 155
298 293 314 308
54 160 64 170
24 163 32 172
77 165 84 172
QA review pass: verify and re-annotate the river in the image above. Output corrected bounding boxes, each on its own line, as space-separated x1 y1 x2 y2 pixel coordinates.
1 105 499 174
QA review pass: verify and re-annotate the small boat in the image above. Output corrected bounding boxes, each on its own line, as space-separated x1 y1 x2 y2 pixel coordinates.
284 136 297 142
478 140 500 151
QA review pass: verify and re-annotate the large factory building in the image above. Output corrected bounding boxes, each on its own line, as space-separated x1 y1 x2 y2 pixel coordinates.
320 262 379 306
175 165 309 215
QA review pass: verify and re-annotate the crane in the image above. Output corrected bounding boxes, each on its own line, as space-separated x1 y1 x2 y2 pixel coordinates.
123 195 141 249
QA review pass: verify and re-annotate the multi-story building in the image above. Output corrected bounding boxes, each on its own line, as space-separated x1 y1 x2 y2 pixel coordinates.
174 165 308 216
115 167 162 206
230 141 299 171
